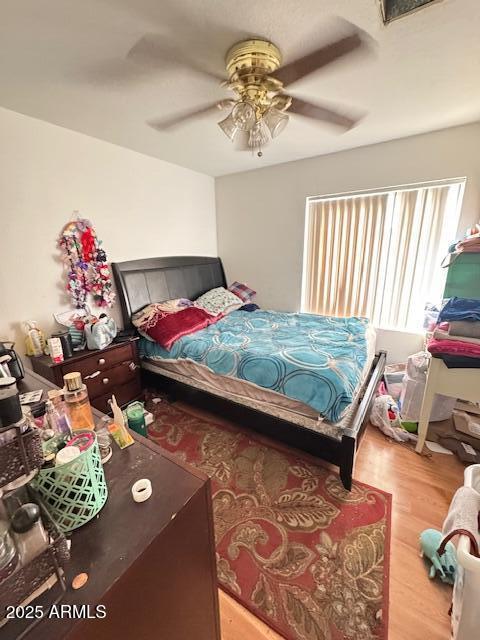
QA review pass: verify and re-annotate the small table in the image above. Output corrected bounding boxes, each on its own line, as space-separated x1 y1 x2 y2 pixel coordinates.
7 370 220 640
415 356 480 453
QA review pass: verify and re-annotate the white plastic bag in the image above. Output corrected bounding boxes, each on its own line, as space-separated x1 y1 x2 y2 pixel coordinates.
406 351 429 381
400 351 456 422
370 395 410 442
84 315 117 350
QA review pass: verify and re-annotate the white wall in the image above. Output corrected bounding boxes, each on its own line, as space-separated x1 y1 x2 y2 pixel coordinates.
0 107 216 355
2 110 479 365
216 122 480 362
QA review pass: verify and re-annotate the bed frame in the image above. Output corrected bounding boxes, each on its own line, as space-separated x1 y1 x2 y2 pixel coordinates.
112 256 386 490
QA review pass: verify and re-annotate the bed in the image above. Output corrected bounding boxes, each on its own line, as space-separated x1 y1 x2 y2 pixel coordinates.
112 256 386 490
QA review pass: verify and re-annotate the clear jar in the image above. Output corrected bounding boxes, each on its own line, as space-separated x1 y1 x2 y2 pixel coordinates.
96 417 113 463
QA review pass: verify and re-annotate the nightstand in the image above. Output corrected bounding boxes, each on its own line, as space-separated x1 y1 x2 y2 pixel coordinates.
29 338 142 413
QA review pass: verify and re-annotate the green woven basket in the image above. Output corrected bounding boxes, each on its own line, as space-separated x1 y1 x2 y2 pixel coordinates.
33 430 108 533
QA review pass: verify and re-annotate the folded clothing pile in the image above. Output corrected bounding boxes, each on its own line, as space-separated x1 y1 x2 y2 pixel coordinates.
429 297 480 368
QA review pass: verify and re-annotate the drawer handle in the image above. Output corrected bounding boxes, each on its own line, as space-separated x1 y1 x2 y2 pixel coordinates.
102 377 109 385
98 358 106 365
84 371 100 380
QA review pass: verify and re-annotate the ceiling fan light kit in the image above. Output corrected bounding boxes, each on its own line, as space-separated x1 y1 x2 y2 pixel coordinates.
217 99 290 154
216 38 291 156
141 23 367 157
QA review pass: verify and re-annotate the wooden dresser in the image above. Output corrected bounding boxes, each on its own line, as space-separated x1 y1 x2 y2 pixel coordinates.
29 339 142 413
6 369 221 640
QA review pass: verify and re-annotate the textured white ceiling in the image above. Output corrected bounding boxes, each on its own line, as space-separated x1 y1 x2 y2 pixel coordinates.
1 0 479 176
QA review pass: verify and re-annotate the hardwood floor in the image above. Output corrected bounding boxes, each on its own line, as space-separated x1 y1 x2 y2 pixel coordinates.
175 399 464 639
353 428 463 640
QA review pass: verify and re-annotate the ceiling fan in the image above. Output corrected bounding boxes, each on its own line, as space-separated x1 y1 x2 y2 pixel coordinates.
136 24 370 156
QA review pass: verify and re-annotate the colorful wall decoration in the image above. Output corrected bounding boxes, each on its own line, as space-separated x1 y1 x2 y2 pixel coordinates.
58 217 115 309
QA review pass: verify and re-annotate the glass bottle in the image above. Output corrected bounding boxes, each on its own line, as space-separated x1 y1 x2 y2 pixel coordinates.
46 390 71 438
96 416 113 463
63 372 95 431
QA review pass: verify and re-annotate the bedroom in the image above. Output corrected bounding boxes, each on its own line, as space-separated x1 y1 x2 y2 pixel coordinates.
0 1 479 639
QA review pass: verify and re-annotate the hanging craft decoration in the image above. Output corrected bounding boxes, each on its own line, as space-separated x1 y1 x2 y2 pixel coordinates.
58 217 115 309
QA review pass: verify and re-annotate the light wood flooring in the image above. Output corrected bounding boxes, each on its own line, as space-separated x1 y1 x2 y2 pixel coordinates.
178 400 465 640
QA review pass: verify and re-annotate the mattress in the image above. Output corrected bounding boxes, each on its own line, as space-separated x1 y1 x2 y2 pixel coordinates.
142 362 374 440
139 310 372 422
140 312 376 438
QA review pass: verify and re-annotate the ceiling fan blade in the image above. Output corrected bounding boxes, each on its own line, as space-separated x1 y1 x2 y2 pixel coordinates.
128 34 225 83
289 97 361 130
274 31 366 87
147 102 222 131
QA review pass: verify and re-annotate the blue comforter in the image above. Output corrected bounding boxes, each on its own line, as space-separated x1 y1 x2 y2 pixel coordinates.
139 310 369 422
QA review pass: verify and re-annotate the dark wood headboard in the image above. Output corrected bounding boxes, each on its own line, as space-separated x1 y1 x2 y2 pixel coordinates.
112 256 226 328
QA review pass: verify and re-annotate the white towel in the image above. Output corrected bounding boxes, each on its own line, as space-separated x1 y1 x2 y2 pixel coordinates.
440 486 480 557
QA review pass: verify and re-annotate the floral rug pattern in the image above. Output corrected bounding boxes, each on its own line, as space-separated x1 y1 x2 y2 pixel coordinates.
147 396 391 640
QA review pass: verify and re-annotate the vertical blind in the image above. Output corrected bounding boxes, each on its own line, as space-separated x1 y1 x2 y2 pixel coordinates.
302 181 464 330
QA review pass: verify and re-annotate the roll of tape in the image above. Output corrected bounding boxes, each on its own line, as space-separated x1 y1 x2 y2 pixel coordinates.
131 478 152 503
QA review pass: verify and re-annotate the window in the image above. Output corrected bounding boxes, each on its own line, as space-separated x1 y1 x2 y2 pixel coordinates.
301 179 465 331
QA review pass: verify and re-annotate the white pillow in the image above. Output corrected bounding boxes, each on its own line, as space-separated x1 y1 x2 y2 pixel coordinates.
195 287 243 316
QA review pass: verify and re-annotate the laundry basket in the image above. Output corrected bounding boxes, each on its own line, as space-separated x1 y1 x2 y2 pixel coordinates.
32 430 108 533
451 464 480 640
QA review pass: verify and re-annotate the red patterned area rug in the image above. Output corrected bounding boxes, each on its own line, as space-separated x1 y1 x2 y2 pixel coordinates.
147 396 391 640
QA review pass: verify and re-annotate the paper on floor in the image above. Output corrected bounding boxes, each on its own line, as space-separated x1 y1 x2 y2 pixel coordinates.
426 440 454 455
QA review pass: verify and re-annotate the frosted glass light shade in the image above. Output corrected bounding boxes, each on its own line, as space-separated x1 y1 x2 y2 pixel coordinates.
231 101 256 131
218 114 239 141
248 119 270 149
264 107 289 138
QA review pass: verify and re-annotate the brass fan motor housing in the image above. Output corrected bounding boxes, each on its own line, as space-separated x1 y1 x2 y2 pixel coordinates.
225 39 282 80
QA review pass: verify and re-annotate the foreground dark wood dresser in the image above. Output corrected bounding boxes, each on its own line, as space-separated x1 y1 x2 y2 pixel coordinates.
28 338 142 413
5 370 220 640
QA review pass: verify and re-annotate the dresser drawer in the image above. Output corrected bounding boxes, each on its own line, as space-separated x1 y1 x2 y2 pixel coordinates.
84 361 138 399
62 343 135 378
91 378 143 414
28 340 141 403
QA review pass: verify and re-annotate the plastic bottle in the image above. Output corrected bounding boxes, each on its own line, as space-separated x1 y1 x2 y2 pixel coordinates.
107 395 134 449
63 372 95 431
22 321 46 357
